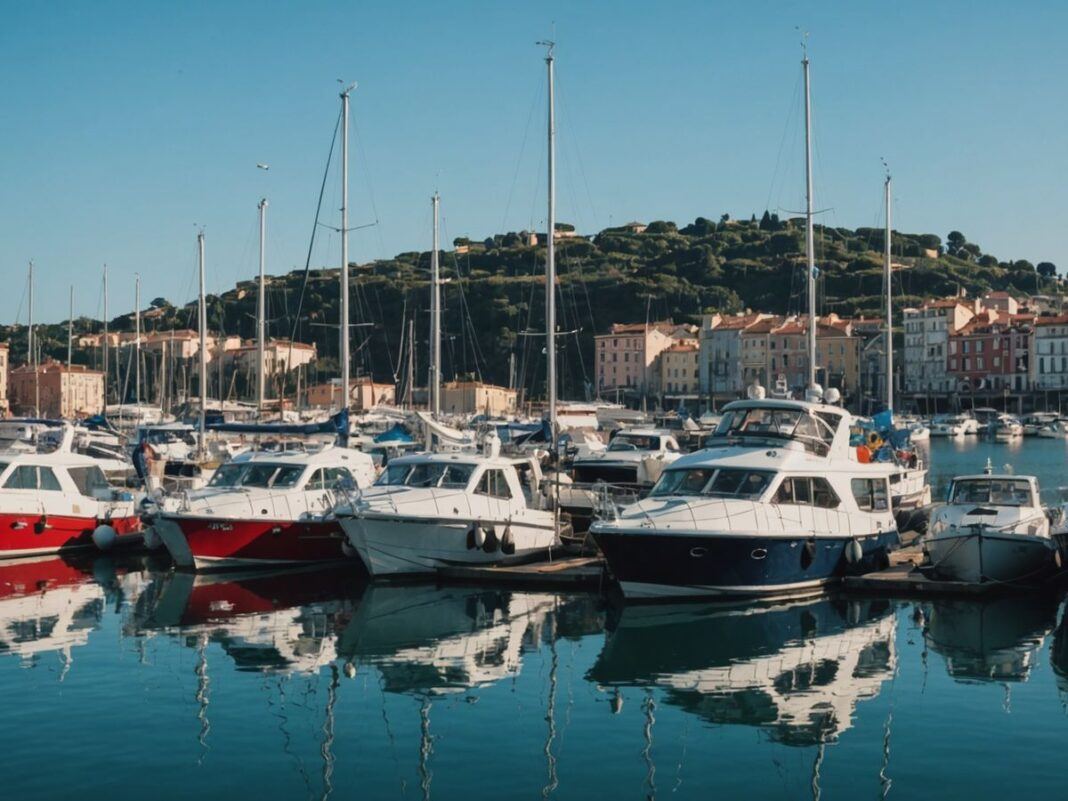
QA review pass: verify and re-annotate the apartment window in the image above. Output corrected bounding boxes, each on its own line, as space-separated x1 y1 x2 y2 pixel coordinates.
964 358 971 370
949 341 957 355
963 341 970 354
977 357 984 370
976 340 984 353
950 358 957 369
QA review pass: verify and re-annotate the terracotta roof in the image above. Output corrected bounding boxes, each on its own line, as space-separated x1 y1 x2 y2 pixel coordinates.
923 298 971 310
743 316 785 334
664 343 698 353
1035 315 1068 327
710 313 768 331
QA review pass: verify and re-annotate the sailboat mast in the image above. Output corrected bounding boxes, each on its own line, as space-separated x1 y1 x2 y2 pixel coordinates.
103 265 109 405
197 232 207 458
67 285 73 416
544 42 557 435
29 262 38 417
257 197 268 413
430 192 441 416
802 50 817 392
339 83 355 412
135 274 142 410
406 317 415 409
884 174 894 412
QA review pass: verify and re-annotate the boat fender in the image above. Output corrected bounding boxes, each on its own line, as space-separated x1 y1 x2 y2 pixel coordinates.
1055 549 1063 571
801 538 816 570
466 526 477 550
472 525 487 549
343 661 357 679
844 538 864 565
142 526 163 550
341 540 357 558
867 432 883 449
92 524 118 551
482 527 499 553
34 515 48 535
501 526 516 555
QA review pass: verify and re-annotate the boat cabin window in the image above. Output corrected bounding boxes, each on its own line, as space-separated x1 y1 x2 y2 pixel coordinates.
949 478 1033 507
475 469 513 500
650 467 774 499
608 433 663 452
69 466 111 498
3 465 62 492
207 463 305 489
851 478 890 512
374 462 476 489
306 467 354 491
716 407 835 455
773 477 840 509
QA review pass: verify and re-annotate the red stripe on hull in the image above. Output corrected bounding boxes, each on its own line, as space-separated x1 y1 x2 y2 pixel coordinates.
0 512 142 557
180 568 360 624
174 517 347 565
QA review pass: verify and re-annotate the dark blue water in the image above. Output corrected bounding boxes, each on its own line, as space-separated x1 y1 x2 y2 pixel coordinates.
3 439 1067 800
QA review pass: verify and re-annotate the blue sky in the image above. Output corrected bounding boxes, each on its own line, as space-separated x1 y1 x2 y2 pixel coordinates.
3 1 1066 322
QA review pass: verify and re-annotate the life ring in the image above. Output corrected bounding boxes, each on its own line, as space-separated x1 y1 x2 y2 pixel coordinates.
866 431 883 449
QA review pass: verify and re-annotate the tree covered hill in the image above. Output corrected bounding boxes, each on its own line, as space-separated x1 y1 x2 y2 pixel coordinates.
7 214 1062 401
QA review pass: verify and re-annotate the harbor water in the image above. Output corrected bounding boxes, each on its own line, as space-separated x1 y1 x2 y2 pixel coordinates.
4 438 1068 800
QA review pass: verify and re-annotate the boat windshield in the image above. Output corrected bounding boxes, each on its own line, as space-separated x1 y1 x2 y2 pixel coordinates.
650 467 775 499
714 407 835 453
949 478 1033 507
608 434 663 452
375 461 476 489
207 462 307 489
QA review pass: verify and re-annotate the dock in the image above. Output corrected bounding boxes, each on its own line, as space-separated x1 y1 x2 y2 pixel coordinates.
438 556 607 589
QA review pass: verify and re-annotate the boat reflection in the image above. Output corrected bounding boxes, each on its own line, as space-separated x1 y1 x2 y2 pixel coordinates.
0 553 155 675
589 596 897 745
921 596 1057 684
337 584 601 694
134 566 364 674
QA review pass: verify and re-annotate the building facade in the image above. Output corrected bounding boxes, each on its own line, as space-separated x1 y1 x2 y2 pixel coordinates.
594 321 688 397
441 381 517 417
699 313 768 398
948 311 1032 392
306 377 395 411
903 300 976 393
1032 315 1068 390
0 343 7 415
9 361 105 418
660 343 700 399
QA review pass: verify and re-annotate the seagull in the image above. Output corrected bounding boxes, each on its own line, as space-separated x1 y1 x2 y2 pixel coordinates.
257 163 270 171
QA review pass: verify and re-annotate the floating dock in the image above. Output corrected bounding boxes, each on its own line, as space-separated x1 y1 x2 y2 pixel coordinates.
438 556 606 589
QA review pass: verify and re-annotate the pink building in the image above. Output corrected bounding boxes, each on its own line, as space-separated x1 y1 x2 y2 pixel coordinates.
595 321 693 396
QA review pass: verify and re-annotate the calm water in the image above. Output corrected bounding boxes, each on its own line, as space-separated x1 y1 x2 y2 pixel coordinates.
4 439 1068 800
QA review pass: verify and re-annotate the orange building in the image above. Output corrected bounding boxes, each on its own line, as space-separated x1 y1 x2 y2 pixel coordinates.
9 361 105 418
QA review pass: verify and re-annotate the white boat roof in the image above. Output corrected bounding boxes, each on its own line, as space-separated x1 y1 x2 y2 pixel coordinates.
613 428 674 437
952 474 1036 483
0 450 104 468
721 398 847 417
385 451 531 469
229 446 370 467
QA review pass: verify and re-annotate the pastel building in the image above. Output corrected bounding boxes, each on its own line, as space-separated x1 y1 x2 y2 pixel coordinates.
9 361 105 418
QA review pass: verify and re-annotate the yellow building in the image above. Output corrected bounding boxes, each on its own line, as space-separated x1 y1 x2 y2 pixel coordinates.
659 343 700 397
10 361 105 418
441 381 517 417
305 377 396 411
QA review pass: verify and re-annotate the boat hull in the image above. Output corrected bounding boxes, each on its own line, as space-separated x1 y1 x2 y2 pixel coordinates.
339 514 557 577
591 528 899 600
155 514 348 570
926 528 1056 584
0 511 142 559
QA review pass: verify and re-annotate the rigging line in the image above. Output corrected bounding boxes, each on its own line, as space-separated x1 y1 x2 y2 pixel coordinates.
288 108 342 350
555 71 600 227
766 67 803 220
500 74 544 235
350 113 387 261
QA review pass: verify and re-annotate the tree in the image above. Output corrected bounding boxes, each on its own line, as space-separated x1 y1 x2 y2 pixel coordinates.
1037 261 1057 278
150 297 169 308
759 210 772 230
645 220 678 234
978 255 999 268
946 231 967 255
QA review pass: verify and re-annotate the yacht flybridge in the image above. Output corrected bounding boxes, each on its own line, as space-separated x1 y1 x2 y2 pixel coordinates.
335 440 559 577
590 394 900 599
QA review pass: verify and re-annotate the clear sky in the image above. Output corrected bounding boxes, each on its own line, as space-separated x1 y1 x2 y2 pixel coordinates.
3 0 1066 323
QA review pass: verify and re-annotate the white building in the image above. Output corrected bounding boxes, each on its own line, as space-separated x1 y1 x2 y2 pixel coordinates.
699 313 769 398
1032 315 1068 390
902 300 976 393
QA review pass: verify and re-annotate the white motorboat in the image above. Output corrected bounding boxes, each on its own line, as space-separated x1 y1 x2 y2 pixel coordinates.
557 428 683 534
907 422 930 442
1037 420 1068 439
929 415 966 437
335 443 558 578
152 445 376 570
1023 412 1060 437
992 415 1024 442
924 471 1057 584
590 394 902 599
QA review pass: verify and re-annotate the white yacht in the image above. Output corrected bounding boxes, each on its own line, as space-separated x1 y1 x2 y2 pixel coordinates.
557 428 683 534
590 393 900 599
335 443 559 577
992 415 1024 442
924 471 1057 584
1023 412 1060 437
930 415 966 437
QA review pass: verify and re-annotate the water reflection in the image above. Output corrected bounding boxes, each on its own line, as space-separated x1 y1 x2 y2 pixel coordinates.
921 596 1058 684
134 566 363 674
337 584 602 694
590 597 897 746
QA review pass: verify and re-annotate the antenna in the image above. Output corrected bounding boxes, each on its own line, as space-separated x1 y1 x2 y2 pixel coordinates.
796 27 809 59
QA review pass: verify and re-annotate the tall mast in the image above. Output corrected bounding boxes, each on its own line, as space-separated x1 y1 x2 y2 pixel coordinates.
67 285 73 416
543 41 557 436
884 174 894 412
430 192 441 416
406 317 415 410
802 48 818 392
339 82 355 412
135 274 141 410
29 262 38 417
197 232 207 458
257 197 268 413
103 265 109 405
